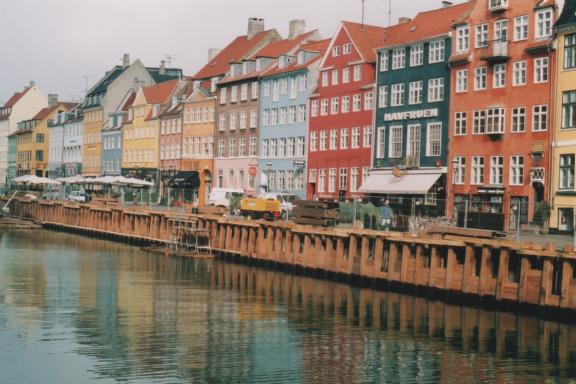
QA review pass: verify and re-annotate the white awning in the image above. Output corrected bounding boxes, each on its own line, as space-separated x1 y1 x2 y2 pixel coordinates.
359 170 443 195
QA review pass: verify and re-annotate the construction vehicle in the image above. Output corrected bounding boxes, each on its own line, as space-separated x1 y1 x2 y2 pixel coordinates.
240 196 282 220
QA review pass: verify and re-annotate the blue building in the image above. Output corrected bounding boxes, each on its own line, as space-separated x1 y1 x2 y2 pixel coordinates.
102 92 134 176
361 2 475 216
258 40 328 198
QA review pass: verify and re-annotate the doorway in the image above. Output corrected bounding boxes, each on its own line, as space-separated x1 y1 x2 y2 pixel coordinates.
558 208 574 233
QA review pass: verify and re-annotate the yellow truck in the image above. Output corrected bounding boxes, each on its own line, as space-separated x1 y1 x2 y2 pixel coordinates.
240 197 282 220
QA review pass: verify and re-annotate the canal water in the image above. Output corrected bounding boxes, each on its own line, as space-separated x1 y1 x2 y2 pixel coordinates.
0 231 575 384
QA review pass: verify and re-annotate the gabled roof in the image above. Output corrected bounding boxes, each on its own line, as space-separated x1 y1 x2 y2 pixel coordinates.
34 102 77 120
376 1 476 49
192 30 278 80
251 31 316 59
556 0 576 30
262 39 330 78
341 21 388 63
86 66 125 97
3 86 32 108
142 79 179 105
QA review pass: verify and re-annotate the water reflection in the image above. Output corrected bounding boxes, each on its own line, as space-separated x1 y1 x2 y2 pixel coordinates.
0 231 574 383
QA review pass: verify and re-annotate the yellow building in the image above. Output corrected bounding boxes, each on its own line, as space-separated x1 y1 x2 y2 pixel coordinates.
82 104 104 176
550 1 576 233
16 102 75 177
122 80 180 184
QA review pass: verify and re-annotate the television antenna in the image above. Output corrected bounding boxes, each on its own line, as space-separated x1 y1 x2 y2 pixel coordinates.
82 75 94 94
164 54 178 68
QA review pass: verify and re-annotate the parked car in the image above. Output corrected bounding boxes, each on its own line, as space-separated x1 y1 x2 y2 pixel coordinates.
208 188 245 208
41 185 62 201
69 191 88 203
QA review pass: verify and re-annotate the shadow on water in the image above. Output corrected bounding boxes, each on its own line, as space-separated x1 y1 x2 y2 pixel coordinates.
0 230 575 384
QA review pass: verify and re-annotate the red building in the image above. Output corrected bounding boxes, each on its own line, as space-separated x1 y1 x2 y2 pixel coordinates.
448 0 557 231
307 21 385 200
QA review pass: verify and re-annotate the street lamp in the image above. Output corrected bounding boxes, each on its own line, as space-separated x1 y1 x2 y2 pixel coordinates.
266 162 272 193
451 158 460 224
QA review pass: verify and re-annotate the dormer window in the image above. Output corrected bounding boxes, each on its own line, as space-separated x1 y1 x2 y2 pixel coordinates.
242 62 249 74
193 80 201 90
279 56 287 69
211 77 219 93
152 105 159 117
488 0 507 12
535 8 553 39
297 51 305 65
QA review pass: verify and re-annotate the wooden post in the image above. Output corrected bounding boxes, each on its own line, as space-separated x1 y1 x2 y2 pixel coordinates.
560 261 573 309
517 257 531 304
539 259 554 306
462 245 475 293
495 249 510 301
444 247 456 291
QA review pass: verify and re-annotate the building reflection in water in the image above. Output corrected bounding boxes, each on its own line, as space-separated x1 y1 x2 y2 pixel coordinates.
0 231 575 383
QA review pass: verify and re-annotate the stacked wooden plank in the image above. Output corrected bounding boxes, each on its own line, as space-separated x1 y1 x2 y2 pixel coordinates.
292 200 340 227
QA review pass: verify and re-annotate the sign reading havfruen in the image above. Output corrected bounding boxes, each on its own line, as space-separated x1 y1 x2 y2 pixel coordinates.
383 108 439 122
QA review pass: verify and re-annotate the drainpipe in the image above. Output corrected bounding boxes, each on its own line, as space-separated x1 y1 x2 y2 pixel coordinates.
548 35 557 226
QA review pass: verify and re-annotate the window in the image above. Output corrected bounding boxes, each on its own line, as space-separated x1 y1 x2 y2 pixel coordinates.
510 155 524 186
454 157 466 185
535 8 553 39
560 154 575 190
321 72 329 87
231 85 238 103
249 137 257 156
391 84 405 106
339 168 347 191
296 136 305 156
565 34 576 70
533 105 547 131
343 43 352 54
251 81 259 99
514 15 528 41
311 100 319 117
270 109 278 125
426 123 442 157
475 67 487 90
332 70 339 86
364 92 374 110
299 74 307 91
250 109 257 128
392 48 406 69
512 107 526 132
317 169 326 192
534 57 549 83
330 129 338 150
389 126 403 158
228 138 236 157
473 110 487 134
490 156 504 185
241 83 248 101
310 131 318 151
513 61 527 86
380 51 389 72
493 64 506 88
229 112 237 131
280 78 288 95
471 156 484 185
410 44 424 66
288 106 296 124
328 168 336 193
279 107 287 124
428 78 444 102
350 168 359 192
263 81 271 97
455 112 467 135
353 65 362 81
363 126 372 148
429 40 445 63
219 113 226 131
320 131 327 151
486 108 505 134
220 87 227 104
407 124 421 159
340 128 349 149
273 80 280 101
378 86 388 108
562 91 576 129
333 46 340 57
286 137 295 157
290 77 298 99
456 70 468 93
239 138 246 157
494 19 508 42
342 67 350 83
278 138 286 158
362 166 370 185
321 99 329 116
476 24 488 48
376 127 386 158
262 139 269 158
240 111 247 129
331 97 339 115
297 105 306 123
342 96 350 113
351 127 360 149
456 25 470 53
217 139 225 157
409 81 423 105
353 94 362 112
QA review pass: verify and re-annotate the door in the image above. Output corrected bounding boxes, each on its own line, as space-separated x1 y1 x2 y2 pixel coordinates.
558 208 573 233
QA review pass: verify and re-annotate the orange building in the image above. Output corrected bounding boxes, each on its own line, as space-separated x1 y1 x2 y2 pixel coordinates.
448 0 557 231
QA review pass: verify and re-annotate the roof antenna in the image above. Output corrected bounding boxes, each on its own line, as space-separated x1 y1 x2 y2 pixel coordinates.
388 0 392 27
361 0 366 29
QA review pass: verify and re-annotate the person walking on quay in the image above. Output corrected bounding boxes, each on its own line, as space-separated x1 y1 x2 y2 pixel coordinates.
380 200 392 231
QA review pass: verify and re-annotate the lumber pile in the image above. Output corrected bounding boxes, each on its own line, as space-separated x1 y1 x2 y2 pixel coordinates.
292 200 339 227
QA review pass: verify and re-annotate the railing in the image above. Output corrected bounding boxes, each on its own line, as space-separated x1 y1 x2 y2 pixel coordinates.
479 39 509 62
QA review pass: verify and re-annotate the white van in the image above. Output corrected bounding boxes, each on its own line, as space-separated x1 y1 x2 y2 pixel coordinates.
208 188 245 208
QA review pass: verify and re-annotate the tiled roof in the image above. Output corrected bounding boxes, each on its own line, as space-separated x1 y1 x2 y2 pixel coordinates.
262 39 330 78
556 0 576 29
192 30 277 80
3 86 31 108
376 1 476 49
341 21 388 63
33 102 77 120
142 79 179 105
301 38 332 53
250 31 316 59
122 92 136 112
87 66 124 97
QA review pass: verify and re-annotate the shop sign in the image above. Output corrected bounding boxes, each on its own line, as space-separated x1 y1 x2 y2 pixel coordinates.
383 108 439 122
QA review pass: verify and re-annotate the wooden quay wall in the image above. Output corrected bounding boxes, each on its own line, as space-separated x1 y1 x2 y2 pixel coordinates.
5 198 576 313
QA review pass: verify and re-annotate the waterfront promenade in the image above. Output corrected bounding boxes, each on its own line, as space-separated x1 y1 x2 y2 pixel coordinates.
3 197 576 314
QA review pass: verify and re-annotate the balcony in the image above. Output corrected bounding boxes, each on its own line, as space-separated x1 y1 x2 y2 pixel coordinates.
488 0 507 13
479 39 510 64
530 168 545 184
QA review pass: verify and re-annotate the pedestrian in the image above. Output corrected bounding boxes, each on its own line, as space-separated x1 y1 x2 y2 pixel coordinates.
380 200 392 231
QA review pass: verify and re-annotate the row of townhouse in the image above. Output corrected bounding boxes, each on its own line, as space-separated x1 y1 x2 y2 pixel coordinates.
7 0 576 234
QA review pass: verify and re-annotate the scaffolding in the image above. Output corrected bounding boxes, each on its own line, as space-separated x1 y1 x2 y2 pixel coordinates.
167 217 213 257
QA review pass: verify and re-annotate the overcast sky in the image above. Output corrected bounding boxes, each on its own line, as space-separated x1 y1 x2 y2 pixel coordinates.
0 0 565 104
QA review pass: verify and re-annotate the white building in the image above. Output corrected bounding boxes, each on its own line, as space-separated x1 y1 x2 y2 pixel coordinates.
48 111 65 178
0 82 47 186
63 109 84 176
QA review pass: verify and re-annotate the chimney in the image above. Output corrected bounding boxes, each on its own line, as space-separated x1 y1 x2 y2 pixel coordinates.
122 53 130 68
247 17 265 40
398 17 411 24
48 94 58 107
208 48 222 61
289 19 306 39
29 81 35 88
159 60 166 75
442 1 453 8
